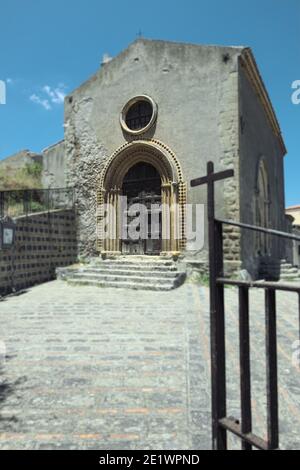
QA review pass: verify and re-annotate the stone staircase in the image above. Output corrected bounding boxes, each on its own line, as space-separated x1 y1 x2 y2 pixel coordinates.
260 258 300 282
278 260 300 281
56 256 186 291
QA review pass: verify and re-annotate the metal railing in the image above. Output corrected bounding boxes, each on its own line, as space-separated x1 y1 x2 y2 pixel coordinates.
191 161 300 450
0 188 75 218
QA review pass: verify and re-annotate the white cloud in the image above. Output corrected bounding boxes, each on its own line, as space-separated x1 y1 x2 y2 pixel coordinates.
29 84 67 110
43 85 66 104
30 94 51 110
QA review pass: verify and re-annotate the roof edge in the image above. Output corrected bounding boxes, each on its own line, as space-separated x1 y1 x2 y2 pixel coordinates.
66 38 247 98
240 48 287 156
42 139 65 154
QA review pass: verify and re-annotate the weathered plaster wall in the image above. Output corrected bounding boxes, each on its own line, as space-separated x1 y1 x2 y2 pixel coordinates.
238 61 286 278
0 209 77 296
64 39 243 259
42 140 66 188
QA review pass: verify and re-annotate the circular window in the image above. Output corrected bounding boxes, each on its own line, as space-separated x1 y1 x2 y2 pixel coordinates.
120 95 157 135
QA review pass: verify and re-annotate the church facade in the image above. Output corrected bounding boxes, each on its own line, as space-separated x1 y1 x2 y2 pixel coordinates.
0 39 286 279
61 39 286 278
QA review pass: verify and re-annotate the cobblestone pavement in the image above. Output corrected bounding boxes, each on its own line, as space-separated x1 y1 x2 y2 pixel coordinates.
0 280 299 450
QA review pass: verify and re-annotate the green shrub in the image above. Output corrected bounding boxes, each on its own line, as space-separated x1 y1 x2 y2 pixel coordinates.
0 162 42 190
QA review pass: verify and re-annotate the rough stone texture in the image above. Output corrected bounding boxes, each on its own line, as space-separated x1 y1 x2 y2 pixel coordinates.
41 141 66 189
64 97 108 257
0 210 77 296
0 280 299 450
218 66 242 275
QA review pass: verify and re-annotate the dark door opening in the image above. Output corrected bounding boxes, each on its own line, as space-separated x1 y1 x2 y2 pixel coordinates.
122 162 162 255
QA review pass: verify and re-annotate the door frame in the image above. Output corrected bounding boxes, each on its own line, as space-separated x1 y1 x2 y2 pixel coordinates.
96 140 187 257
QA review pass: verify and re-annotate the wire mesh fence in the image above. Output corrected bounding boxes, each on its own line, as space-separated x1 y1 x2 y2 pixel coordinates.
0 188 75 218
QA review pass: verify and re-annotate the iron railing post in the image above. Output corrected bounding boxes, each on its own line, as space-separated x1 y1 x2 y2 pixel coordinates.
239 286 252 450
47 189 51 212
207 162 227 450
265 288 279 449
23 190 29 216
0 191 4 218
298 292 300 343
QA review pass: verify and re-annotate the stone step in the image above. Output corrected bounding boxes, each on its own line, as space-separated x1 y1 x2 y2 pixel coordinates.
90 256 176 266
57 257 186 291
70 272 185 285
80 265 177 273
280 268 299 274
280 263 295 268
280 272 300 279
66 278 181 291
56 255 186 290
89 261 176 270
76 268 179 278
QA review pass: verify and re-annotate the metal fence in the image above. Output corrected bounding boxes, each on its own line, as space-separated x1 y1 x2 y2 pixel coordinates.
191 162 300 450
0 188 75 218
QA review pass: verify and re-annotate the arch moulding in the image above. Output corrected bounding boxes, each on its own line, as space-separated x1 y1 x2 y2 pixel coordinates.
96 139 187 255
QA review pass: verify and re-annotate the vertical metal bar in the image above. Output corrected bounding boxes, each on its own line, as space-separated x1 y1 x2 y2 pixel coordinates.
298 292 300 344
265 288 279 449
207 162 227 450
239 286 252 450
0 192 4 218
24 190 29 216
215 220 227 447
47 189 51 212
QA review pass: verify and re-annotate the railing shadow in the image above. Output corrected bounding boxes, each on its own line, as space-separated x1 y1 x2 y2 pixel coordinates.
0 358 27 430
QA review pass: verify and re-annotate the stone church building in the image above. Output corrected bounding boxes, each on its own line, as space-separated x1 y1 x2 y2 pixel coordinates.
2 39 289 281
61 39 287 278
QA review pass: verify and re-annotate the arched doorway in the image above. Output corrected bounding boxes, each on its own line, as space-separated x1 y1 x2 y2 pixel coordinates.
122 162 162 255
97 140 187 256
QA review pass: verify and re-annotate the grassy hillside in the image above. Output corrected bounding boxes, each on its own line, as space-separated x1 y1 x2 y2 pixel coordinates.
0 162 42 191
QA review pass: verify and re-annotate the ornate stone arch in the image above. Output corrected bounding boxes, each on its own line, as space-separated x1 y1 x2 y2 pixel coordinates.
97 139 187 255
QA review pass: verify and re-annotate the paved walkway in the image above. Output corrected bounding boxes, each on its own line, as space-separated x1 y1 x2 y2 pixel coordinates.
0 280 299 450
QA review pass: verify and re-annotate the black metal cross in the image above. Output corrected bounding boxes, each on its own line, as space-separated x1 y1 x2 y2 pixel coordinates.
190 163 234 189
190 161 234 450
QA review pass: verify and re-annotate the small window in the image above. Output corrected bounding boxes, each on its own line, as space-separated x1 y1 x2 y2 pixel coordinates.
125 100 153 131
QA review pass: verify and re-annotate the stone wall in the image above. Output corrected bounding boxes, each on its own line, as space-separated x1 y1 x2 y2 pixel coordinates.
238 59 286 278
218 59 241 276
0 209 77 296
41 140 66 189
64 98 107 257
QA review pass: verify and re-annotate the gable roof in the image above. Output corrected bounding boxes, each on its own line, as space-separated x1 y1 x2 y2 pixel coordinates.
67 38 286 155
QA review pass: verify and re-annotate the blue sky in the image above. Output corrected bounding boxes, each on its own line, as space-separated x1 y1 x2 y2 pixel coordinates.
0 0 299 205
